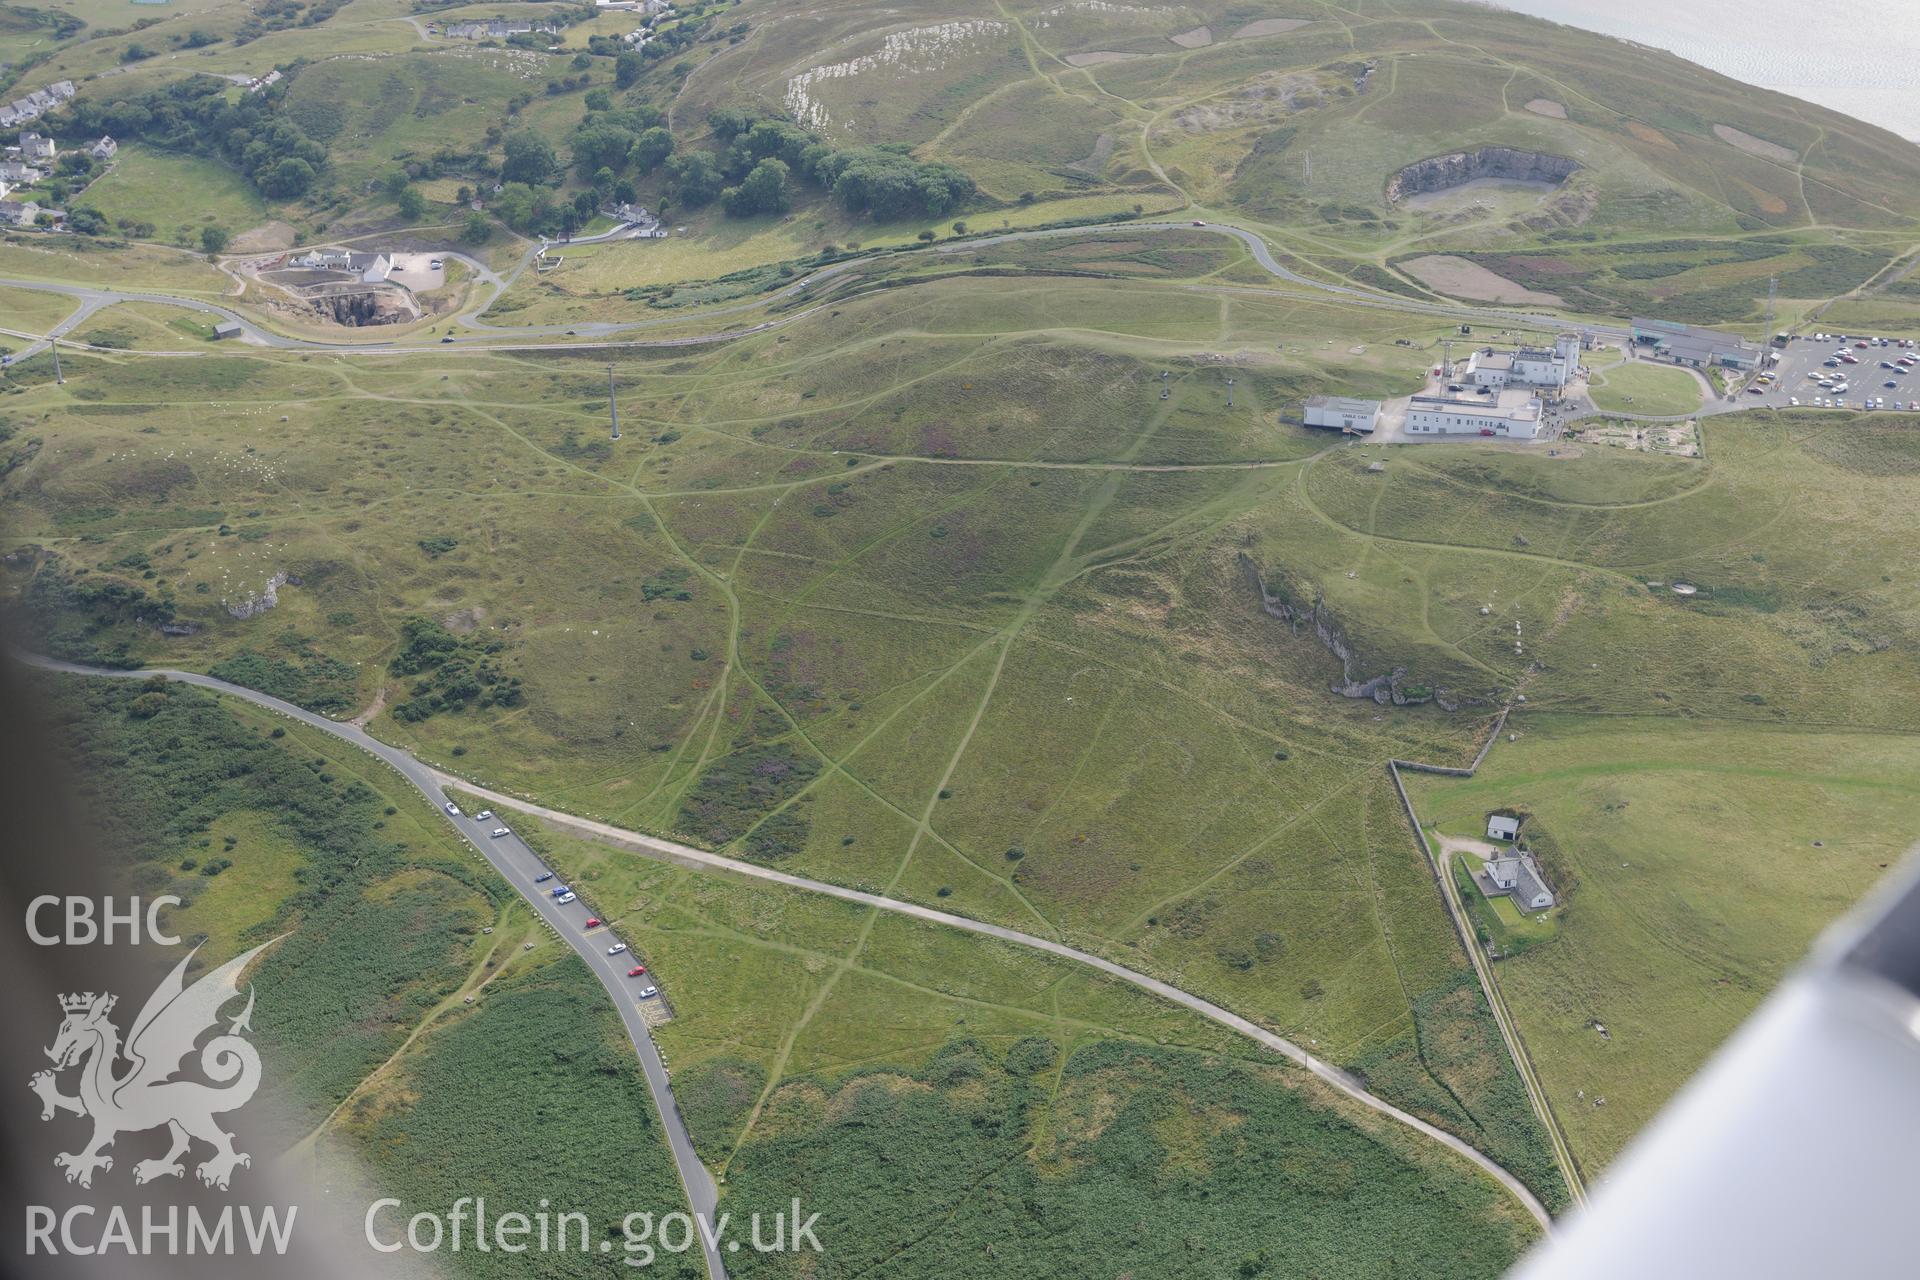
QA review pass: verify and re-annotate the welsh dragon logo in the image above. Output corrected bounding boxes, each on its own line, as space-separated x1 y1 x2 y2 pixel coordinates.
29 940 277 1191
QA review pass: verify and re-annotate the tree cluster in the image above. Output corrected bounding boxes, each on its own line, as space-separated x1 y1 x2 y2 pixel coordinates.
65 74 327 199
692 111 974 221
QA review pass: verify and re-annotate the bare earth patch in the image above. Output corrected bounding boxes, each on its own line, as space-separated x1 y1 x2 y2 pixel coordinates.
1714 124 1796 163
230 220 296 253
1169 25 1212 48
1625 120 1677 149
1065 50 1143 66
1732 175 1790 215
1400 254 1565 306
1524 98 1566 119
1231 17 1309 38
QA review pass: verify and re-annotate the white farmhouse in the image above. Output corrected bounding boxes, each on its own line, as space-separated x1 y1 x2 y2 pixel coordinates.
1485 853 1555 911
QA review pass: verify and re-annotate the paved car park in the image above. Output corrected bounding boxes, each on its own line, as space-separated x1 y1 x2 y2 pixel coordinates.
1748 331 1920 413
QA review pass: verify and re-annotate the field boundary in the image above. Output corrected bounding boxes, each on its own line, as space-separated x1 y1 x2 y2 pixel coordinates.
1390 706 1588 1209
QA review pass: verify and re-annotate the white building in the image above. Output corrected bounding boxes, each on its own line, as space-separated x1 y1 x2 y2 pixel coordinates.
1487 815 1520 841
360 254 393 284
1486 853 1555 911
1405 388 1543 440
1464 332 1580 393
0 200 42 228
1302 395 1382 433
291 248 354 270
19 132 55 165
90 135 117 161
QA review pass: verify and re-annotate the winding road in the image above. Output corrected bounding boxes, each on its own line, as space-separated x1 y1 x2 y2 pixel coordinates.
16 654 1555 1235
2 215 1637 365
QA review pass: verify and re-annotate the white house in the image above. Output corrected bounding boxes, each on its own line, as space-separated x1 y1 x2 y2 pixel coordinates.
1302 395 1381 433
89 135 117 161
1487 814 1520 842
1486 853 1555 911
0 200 42 228
360 254 393 284
19 132 56 165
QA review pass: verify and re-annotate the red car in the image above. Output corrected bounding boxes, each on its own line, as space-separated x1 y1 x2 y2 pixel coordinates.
585 917 601 928
627 965 648 978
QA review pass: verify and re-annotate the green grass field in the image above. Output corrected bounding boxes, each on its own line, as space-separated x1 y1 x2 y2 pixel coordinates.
80 144 269 245
0 283 83 335
1408 715 1920 1173
1586 358 1707 415
500 818 1542 1272
12 260 1920 1205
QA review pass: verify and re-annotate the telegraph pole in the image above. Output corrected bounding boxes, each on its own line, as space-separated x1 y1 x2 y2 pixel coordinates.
49 335 63 385
608 364 620 440
1766 275 1778 335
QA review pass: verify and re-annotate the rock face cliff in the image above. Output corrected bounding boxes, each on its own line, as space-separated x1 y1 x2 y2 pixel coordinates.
1386 147 1579 202
1239 554 1456 710
225 570 287 620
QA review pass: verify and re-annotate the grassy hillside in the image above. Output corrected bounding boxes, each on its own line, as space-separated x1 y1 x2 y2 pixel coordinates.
503 820 1544 1273
1406 716 1920 1171
9 0 1920 1244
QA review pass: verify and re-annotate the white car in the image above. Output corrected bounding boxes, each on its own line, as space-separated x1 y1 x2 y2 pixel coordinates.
476 810 493 820
556 891 577 904
444 802 461 816
1789 397 1799 406
491 827 510 838
638 986 659 998
608 942 629 955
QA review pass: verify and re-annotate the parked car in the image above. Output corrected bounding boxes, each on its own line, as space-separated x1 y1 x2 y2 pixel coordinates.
556 892 577 904
551 885 570 897
637 986 659 998
444 802 461 816
491 827 510 838
585 918 601 928
534 871 553 883
627 965 648 977
476 810 493 820
608 942 629 955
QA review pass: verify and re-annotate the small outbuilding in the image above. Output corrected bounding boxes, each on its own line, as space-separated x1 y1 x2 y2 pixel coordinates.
1486 814 1520 842
1302 395 1381 433
212 321 243 340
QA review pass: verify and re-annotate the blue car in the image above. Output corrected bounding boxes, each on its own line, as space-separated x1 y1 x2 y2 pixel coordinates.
551 885 570 898
533 871 553 883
